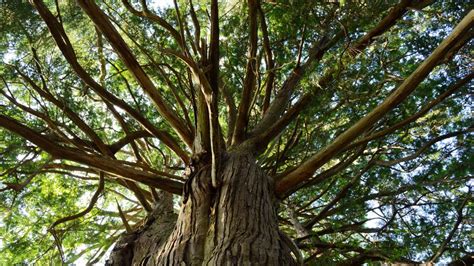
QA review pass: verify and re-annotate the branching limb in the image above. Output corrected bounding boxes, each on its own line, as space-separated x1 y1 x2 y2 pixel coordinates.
275 11 474 196
252 0 436 149
188 0 202 54
304 161 375 229
76 0 193 148
0 159 51 192
0 114 184 194
121 0 184 48
29 0 189 163
344 72 474 152
287 145 366 201
258 4 275 114
232 0 259 145
14 67 111 155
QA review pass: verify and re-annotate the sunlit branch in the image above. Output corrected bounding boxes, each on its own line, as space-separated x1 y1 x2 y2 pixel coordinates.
252 0 435 150
275 10 474 196
343 72 474 152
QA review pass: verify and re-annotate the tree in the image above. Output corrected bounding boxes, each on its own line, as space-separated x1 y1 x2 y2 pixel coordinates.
0 0 472 264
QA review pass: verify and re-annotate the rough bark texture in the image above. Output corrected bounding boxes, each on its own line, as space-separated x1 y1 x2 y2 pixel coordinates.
108 153 297 265
106 192 177 265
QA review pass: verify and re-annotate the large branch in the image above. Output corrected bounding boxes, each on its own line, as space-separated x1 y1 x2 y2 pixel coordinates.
0 114 184 194
250 93 312 154
275 10 474 196
232 0 258 145
252 0 420 139
250 33 341 138
208 0 222 187
258 3 275 114
348 0 433 56
109 130 153 154
15 68 111 155
30 0 189 164
75 0 193 147
343 72 474 152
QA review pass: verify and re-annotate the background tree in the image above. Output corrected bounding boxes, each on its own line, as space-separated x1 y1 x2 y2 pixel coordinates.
0 0 472 265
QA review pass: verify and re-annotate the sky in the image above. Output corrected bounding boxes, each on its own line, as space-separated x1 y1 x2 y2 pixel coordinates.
150 0 174 9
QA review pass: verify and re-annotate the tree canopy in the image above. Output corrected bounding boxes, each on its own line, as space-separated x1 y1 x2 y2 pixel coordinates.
0 0 472 265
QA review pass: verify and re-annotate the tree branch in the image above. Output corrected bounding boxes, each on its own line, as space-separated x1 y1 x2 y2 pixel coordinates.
428 193 470 263
75 0 193 147
275 10 474 196
121 0 184 48
375 128 473 167
232 0 258 145
258 4 275 114
343 72 474 152
0 114 184 194
252 0 435 147
50 172 105 229
30 0 190 164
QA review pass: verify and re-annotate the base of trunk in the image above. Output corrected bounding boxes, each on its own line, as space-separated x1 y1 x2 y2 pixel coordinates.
108 153 298 265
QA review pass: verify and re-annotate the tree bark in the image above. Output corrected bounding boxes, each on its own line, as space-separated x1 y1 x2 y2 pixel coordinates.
108 153 297 265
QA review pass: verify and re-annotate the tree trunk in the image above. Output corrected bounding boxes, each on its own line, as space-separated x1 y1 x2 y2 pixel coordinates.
107 153 297 265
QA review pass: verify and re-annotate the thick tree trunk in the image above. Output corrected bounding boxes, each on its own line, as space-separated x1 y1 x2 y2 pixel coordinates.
107 153 297 265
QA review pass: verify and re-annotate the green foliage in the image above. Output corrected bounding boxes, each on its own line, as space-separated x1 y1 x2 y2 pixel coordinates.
0 0 472 264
